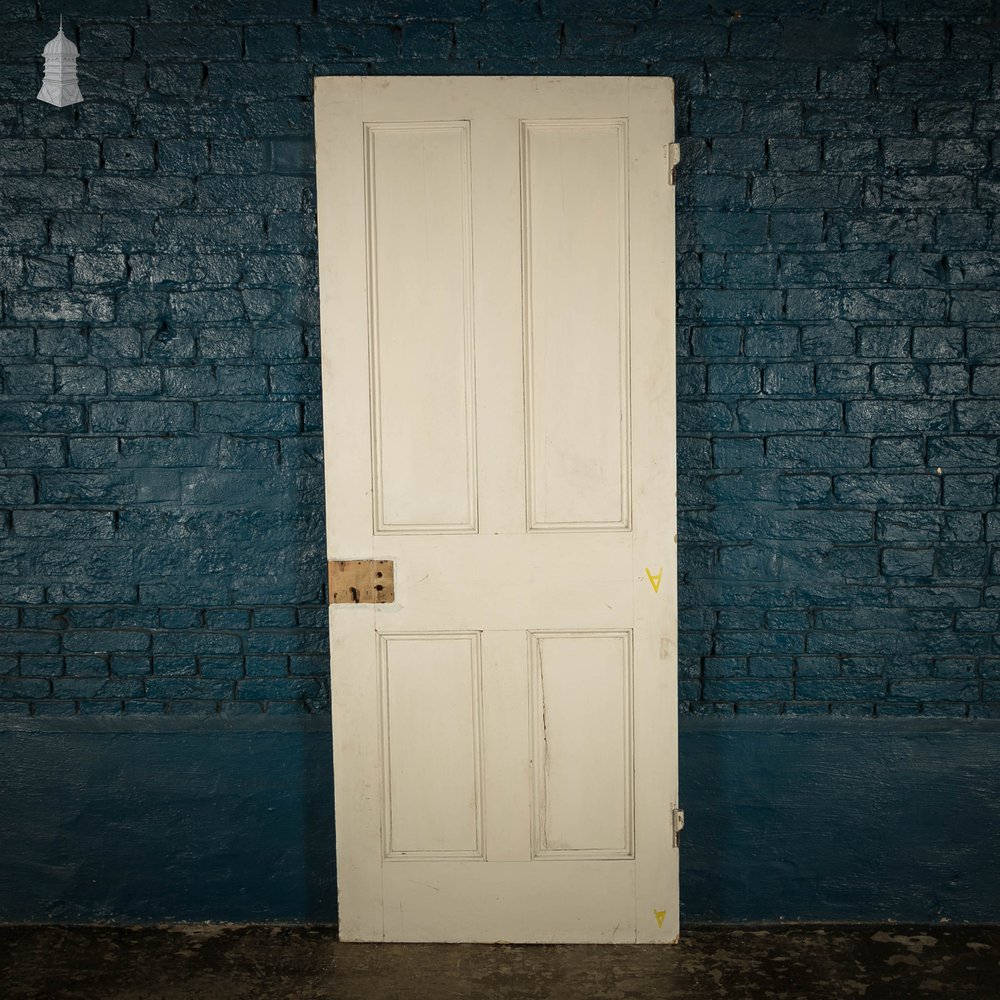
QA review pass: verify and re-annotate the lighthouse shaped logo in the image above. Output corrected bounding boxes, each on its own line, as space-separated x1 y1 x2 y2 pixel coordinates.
37 18 83 108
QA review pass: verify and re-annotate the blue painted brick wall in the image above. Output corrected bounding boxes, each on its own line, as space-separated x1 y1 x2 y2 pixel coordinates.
0 1 998 720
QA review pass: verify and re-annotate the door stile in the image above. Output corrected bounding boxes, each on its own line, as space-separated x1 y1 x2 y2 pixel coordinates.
315 76 384 941
627 78 680 944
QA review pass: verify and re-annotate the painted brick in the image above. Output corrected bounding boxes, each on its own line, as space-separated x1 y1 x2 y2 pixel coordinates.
835 474 940 506
882 138 935 169
937 546 987 577
91 401 194 434
816 364 871 398
943 475 995 508
737 401 841 433
61 655 109 678
63 631 150 654
891 679 979 701
833 211 934 250
145 678 233 699
156 140 210 175
820 138 877 172
677 402 735 433
779 473 831 504
691 327 741 358
928 365 969 396
13 510 115 539
153 656 198 677
795 656 839 677
81 329 133 361
0 476 35 504
690 99 743 135
708 364 761 395
19 655 65 678
4 364 55 396
108 367 163 397
753 646 797 675
25 255 72 290
713 438 765 469
200 656 245 679
135 24 242 59
159 214 266 251
871 364 927 397
111 655 152 677
882 548 935 577
744 327 798 357
805 99 913 137
685 289 784 322
920 99 978 134
872 437 924 468
0 678 52 699
766 436 869 469
55 365 107 402
237 677 322 702
142 326 194 362
197 402 300 434
677 364 706 397
74 254 127 287
709 138 765 173
784 251 890 288
929 437 999 469
768 212 825 246
956 402 1000 432
18 611 64 635
7 292 114 324
967 328 1000 359
0 403 85 434
846 401 950 433
952 291 1000 323
685 210 769 249
152 631 242 655
796 678 887 701
100 139 154 173
0 329 34 358
703 679 793 702
0 139 43 173
0 437 65 469
0 4 996 726
763 363 813 395
892 587 982 609
243 23 299 60
971 366 1000 396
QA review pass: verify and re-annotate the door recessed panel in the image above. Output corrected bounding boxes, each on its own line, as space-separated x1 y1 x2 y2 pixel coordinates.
379 631 485 859
522 120 631 531
366 122 478 533
529 630 634 859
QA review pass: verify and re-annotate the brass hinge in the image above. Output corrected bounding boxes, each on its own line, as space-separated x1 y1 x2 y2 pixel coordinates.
328 559 394 605
672 805 685 848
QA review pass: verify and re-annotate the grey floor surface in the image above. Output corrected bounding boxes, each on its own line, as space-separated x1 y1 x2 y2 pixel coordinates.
2 924 999 999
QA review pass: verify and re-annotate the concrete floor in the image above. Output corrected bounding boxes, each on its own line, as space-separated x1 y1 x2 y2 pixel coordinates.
2 924 998 999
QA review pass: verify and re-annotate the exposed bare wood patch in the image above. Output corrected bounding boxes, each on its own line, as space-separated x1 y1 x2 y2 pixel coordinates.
328 560 394 604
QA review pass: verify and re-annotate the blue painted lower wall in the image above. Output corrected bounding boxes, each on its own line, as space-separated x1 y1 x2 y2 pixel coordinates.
681 720 1000 923
2 719 998 925
0 720 337 924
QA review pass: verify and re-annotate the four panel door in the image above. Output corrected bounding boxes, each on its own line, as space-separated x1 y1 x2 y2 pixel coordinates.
314 75 679 943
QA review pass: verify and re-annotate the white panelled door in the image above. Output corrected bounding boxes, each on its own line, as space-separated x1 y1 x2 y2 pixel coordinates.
314 76 678 944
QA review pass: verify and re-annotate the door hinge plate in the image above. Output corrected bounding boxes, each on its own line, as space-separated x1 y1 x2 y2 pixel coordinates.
672 805 685 848
328 559 394 605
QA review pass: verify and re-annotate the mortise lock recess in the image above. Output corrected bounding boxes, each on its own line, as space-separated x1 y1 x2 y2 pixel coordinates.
328 559 394 605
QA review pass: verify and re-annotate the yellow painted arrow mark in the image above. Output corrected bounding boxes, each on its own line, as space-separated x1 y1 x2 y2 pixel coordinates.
654 909 666 928
645 567 663 593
